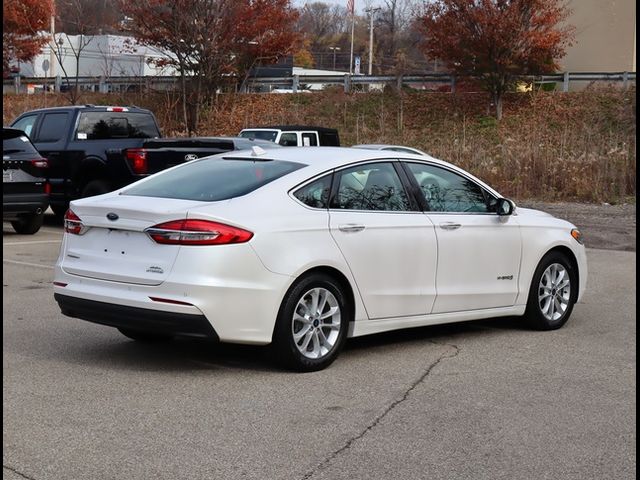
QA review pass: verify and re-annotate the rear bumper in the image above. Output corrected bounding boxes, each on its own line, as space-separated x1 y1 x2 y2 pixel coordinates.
3 192 49 217
55 293 219 339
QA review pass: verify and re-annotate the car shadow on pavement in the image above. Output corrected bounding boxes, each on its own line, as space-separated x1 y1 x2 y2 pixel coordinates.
38 316 530 373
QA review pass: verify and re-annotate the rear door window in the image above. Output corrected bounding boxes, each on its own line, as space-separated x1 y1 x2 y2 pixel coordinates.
331 162 411 211
123 158 304 201
279 133 298 146
11 115 38 138
36 112 70 142
76 112 159 140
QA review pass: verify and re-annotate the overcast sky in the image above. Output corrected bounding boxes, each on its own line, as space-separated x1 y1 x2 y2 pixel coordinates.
294 0 386 13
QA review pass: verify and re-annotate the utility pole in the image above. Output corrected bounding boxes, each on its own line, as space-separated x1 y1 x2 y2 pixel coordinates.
348 1 355 74
365 7 381 75
50 13 56 78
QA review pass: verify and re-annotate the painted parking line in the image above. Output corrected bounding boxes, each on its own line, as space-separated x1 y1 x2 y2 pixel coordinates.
3 240 62 246
3 259 54 269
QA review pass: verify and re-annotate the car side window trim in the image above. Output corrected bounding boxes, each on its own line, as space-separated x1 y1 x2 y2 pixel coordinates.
399 160 499 215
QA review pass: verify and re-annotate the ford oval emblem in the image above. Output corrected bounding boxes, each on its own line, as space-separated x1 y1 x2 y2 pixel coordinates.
106 212 119 221
184 153 198 161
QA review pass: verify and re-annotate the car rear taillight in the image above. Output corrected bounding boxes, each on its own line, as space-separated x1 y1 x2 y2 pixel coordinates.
31 159 48 168
144 219 253 246
125 148 147 174
64 209 88 235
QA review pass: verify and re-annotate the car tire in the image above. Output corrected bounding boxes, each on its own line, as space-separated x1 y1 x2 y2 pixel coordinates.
81 180 111 198
118 328 173 343
524 251 578 330
272 273 350 372
11 212 44 235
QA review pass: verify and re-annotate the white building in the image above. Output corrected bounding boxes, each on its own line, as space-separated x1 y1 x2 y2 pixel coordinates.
19 34 177 78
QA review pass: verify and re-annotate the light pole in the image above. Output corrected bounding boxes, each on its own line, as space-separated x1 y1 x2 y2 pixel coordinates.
365 7 381 75
328 46 341 71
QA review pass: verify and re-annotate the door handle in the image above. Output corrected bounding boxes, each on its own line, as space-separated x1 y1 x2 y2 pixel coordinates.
439 222 462 231
338 224 365 233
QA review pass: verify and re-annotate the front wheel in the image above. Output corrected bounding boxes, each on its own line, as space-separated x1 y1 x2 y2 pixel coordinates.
524 251 578 330
272 274 350 372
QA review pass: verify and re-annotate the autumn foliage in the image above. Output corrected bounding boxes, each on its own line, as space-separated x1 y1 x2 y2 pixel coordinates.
3 0 54 76
418 0 574 119
120 0 299 133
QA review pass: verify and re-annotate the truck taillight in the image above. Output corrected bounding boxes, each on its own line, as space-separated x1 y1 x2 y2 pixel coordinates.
144 219 253 245
44 183 51 194
64 209 88 235
125 148 148 174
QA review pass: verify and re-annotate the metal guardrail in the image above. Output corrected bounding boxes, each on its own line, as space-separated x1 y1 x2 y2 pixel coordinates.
3 71 636 94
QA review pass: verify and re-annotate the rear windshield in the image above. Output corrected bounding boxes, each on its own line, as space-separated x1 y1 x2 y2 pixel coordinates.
76 112 160 140
239 130 278 142
3 132 39 156
122 157 304 201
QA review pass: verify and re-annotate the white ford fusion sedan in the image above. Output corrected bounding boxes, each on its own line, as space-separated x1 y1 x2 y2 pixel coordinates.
54 146 587 371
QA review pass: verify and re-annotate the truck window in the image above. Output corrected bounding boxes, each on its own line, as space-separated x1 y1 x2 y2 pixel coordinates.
319 131 340 146
12 115 37 138
240 130 279 142
279 133 298 146
36 112 69 142
301 133 318 146
76 112 159 140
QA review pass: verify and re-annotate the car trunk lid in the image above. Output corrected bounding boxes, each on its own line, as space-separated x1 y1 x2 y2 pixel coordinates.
61 195 216 285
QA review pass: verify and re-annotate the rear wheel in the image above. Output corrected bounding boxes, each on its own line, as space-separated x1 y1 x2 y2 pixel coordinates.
272 273 350 372
11 212 44 234
81 179 111 198
118 328 173 343
524 251 578 330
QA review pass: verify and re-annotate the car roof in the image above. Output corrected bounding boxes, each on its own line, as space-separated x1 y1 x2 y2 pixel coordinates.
222 146 501 198
13 105 153 115
241 126 338 133
352 144 426 152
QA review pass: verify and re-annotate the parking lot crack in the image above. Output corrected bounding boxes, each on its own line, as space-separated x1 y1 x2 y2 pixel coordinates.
3 464 38 480
301 341 461 480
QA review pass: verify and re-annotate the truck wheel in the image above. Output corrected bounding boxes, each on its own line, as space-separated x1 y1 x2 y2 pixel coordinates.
11 213 45 235
81 180 111 198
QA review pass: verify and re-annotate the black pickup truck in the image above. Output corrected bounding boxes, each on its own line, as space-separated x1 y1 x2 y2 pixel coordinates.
10 105 277 215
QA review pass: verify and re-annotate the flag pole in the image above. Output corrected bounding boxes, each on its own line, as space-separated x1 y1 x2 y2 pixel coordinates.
349 2 355 75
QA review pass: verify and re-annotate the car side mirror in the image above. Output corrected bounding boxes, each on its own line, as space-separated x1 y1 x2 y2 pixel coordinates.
496 198 515 216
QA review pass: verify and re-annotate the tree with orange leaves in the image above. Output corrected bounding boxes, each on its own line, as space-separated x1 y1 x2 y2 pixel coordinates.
418 0 574 119
3 0 54 77
120 0 299 134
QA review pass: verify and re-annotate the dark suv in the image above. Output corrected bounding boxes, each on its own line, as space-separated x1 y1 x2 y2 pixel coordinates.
3 128 49 234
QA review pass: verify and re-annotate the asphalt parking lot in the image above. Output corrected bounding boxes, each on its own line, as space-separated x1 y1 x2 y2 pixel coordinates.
3 214 636 480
